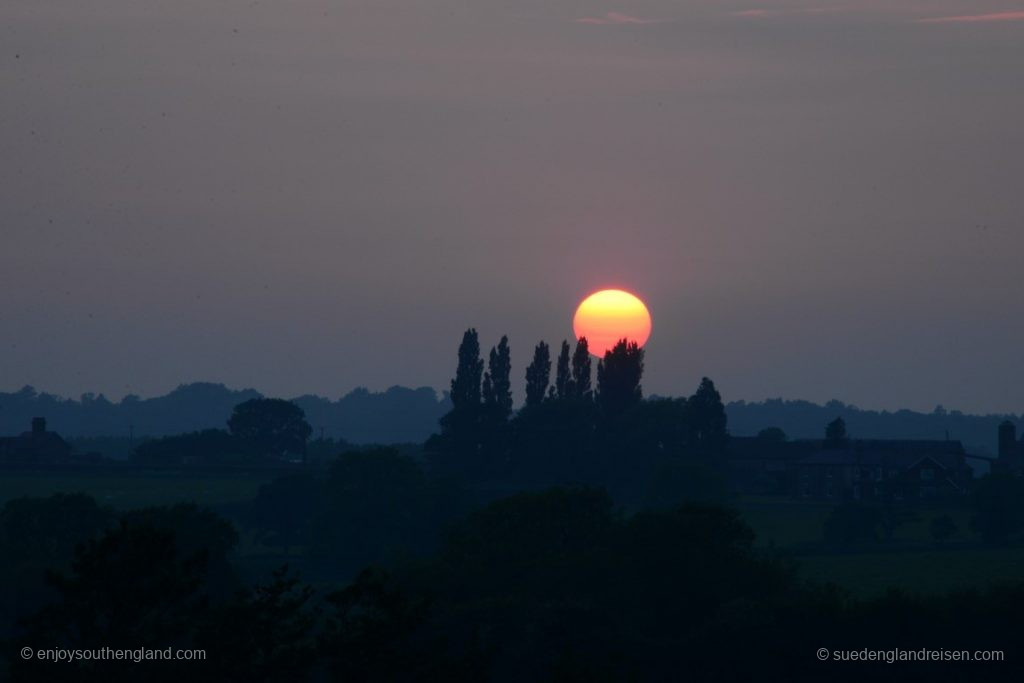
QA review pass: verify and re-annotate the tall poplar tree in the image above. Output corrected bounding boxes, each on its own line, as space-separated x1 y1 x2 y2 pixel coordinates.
449 328 483 414
524 342 551 408
483 335 512 422
552 340 572 400
571 337 593 400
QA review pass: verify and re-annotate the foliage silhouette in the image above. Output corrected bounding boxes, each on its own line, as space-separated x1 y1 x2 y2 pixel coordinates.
196 566 318 683
227 398 312 460
525 342 551 409
686 377 728 455
552 340 572 400
12 522 210 683
971 472 1024 544
570 337 592 400
596 340 643 418
825 416 848 445
247 474 321 554
482 336 513 424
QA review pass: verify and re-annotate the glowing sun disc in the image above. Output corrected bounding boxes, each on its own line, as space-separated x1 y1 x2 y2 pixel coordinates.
573 289 652 357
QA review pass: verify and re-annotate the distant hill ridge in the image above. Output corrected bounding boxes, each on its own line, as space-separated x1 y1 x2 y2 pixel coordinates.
0 384 1018 454
0 383 451 444
726 398 1021 457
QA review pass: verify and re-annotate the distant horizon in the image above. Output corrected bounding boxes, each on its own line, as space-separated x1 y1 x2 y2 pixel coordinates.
3 379 1021 420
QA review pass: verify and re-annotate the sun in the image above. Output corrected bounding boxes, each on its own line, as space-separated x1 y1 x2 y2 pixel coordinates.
572 289 652 357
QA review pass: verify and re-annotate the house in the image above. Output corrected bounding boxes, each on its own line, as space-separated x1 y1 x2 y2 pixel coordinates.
790 440 972 501
0 417 72 463
727 429 975 500
726 436 818 494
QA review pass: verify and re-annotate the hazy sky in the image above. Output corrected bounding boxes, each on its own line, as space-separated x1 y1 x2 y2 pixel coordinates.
3 1 1023 413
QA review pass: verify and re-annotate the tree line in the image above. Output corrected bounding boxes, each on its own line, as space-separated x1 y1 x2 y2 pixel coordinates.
427 330 729 506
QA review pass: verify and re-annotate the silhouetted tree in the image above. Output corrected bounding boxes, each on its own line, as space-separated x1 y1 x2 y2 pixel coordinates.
0 494 116 638
319 568 480 682
311 448 437 571
431 329 486 473
596 339 643 417
14 522 209 683
524 341 551 408
971 472 1024 544
0 494 115 572
304 436 352 465
508 396 599 487
757 427 787 442
443 487 616 590
449 328 484 414
825 416 848 446
482 335 512 423
227 398 312 460
571 337 592 399
247 474 322 554
120 503 240 596
134 428 252 465
197 567 319 683
552 340 572 400
686 378 728 455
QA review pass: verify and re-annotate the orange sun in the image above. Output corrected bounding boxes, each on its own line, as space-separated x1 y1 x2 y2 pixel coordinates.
572 289 652 357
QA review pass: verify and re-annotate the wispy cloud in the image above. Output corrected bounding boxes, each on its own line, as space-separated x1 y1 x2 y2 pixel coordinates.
918 11 1024 24
731 9 775 18
731 7 847 20
576 12 660 26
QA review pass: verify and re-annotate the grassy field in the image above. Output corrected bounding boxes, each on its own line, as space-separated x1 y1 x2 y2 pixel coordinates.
736 496 975 547
2 473 1019 597
0 470 274 509
797 546 1024 597
735 496 1023 596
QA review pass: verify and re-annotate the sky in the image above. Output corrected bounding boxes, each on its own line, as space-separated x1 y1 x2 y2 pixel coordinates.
2 0 1023 414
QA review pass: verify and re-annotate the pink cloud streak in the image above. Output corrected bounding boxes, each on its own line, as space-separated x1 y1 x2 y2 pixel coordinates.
918 11 1024 24
576 12 660 25
730 7 848 20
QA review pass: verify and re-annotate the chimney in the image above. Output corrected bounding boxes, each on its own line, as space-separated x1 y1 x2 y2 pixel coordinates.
31 417 46 435
998 421 1016 458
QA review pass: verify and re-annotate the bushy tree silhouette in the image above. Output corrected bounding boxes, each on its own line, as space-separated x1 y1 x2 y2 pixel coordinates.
825 416 848 446
311 448 437 571
227 398 312 460
757 427 787 442
197 567 319 683
971 472 1024 544
596 339 643 417
247 474 321 554
319 568 431 681
686 377 728 455
13 522 209 683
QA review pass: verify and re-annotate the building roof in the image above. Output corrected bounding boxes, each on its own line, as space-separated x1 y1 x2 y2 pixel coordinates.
727 436 818 461
0 425 71 462
796 439 965 470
